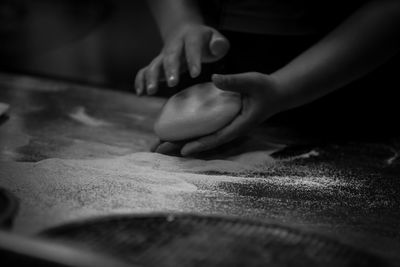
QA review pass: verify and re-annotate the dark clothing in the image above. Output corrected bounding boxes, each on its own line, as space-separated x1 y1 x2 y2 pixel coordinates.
209 0 365 35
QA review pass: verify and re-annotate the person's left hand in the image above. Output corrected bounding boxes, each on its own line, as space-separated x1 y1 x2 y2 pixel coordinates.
152 72 289 156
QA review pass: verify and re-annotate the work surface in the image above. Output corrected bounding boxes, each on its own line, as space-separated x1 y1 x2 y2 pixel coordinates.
0 73 399 264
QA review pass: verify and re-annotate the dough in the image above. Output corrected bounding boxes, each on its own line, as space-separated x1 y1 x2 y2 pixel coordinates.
154 83 241 141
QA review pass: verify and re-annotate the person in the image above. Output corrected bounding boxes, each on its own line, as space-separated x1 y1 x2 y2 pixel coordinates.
135 0 400 156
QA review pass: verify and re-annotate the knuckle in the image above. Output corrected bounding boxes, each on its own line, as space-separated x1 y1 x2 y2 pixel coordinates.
138 67 146 75
162 58 171 70
148 62 159 73
150 56 160 67
135 69 143 80
136 68 146 81
142 66 149 76
163 49 176 58
185 34 201 45
144 70 152 81
250 72 264 79
164 55 176 66
155 54 163 61
163 43 180 57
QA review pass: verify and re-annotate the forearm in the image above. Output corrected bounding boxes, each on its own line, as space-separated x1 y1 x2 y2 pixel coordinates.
272 0 400 111
147 0 204 41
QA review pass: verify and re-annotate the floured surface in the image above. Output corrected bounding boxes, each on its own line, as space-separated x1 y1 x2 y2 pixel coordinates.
1 73 400 263
0 149 280 234
0 145 388 236
68 106 113 127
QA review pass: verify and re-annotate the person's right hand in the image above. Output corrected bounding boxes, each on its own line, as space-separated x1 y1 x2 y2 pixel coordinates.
135 24 230 95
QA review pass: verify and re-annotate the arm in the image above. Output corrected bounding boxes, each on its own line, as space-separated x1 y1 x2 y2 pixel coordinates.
147 0 203 41
272 0 400 111
177 0 400 156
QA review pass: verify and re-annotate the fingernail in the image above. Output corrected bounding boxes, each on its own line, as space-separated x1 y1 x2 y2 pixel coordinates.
212 74 223 83
168 74 177 87
147 83 156 95
210 38 229 56
136 87 143 96
190 65 200 78
181 149 189 157
181 146 194 157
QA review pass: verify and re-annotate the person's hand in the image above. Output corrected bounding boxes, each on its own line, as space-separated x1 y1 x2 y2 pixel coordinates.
150 139 183 156
152 72 289 156
135 24 229 96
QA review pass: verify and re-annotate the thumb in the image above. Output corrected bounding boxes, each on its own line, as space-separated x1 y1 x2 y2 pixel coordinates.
209 31 230 58
212 73 249 93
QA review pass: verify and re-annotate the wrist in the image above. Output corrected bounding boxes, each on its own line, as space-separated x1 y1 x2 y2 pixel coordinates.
267 73 295 114
149 0 204 41
162 20 205 42
269 71 305 112
159 13 204 41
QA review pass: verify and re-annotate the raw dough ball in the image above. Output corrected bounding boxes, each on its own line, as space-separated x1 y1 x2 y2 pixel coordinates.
154 82 241 141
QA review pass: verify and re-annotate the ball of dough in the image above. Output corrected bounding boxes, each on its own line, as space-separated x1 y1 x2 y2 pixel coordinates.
154 82 241 141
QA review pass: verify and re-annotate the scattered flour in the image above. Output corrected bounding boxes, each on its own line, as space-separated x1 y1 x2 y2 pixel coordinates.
386 150 399 165
69 107 112 127
0 147 355 235
284 150 320 160
122 113 146 122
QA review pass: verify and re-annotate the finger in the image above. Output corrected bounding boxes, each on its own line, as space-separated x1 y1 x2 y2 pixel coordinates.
155 141 184 156
184 34 202 78
163 41 183 87
209 31 230 59
150 139 162 152
181 109 255 156
145 57 162 95
134 68 146 96
212 73 257 94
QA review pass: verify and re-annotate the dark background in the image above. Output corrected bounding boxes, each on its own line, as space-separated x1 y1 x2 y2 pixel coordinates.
1 0 399 137
0 0 161 90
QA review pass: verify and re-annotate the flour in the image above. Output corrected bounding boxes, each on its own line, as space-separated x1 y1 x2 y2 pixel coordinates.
130 151 276 173
0 142 359 236
283 150 320 160
0 156 200 234
69 106 112 127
